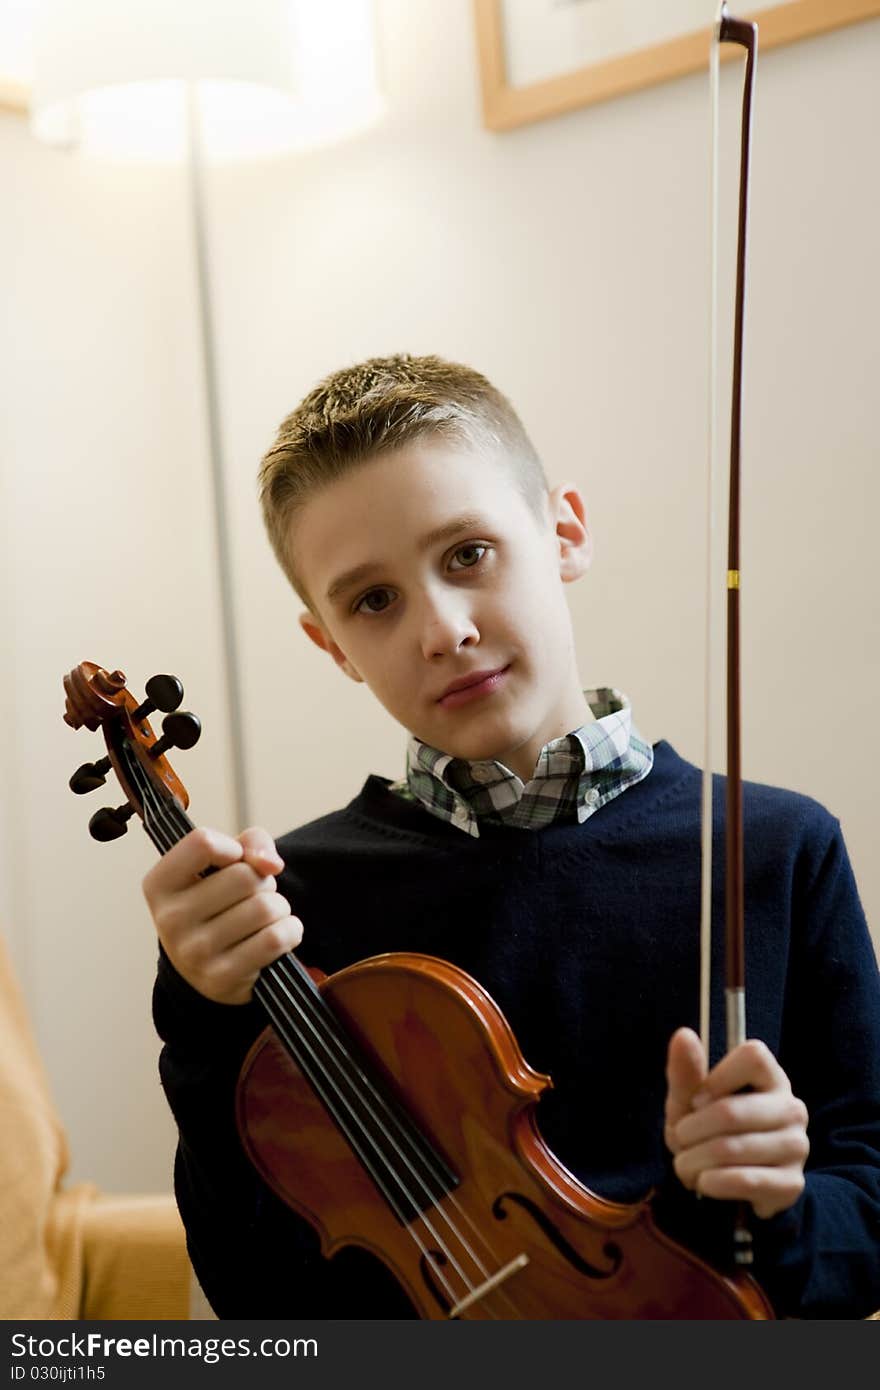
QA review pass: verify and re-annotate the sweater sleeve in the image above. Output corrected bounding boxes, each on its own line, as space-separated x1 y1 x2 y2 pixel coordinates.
152 945 415 1318
152 945 293 1316
747 815 880 1318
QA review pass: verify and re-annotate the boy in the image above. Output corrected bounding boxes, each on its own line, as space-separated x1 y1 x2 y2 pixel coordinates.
146 354 880 1319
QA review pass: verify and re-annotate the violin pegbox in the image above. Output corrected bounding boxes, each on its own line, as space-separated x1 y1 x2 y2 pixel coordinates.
63 662 196 846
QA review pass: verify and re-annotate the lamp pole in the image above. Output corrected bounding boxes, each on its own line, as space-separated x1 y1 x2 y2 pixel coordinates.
186 82 250 830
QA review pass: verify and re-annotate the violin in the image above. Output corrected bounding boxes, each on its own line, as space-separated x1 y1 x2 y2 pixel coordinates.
62 659 772 1318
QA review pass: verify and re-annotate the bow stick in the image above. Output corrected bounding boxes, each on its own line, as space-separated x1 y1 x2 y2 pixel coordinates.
701 1 759 1267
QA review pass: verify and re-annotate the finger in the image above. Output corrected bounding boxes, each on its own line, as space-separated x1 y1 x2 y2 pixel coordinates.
219 909 304 979
238 826 284 875
692 1165 807 1219
169 861 278 930
178 891 297 965
694 1039 787 1104
674 1088 809 1148
194 907 305 1005
143 827 244 904
672 1123 810 1188
664 1028 708 1142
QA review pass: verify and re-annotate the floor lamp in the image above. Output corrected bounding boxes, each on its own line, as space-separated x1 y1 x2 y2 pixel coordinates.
29 0 382 829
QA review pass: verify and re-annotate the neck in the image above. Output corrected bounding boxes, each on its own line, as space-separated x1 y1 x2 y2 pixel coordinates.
498 681 593 783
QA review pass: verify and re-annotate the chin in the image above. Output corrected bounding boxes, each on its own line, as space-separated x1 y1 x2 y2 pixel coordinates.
437 721 529 767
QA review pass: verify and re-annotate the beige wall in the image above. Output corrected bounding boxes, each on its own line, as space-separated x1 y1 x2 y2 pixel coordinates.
1 0 877 1194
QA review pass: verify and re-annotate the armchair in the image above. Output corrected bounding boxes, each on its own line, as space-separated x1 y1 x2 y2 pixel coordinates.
0 932 190 1320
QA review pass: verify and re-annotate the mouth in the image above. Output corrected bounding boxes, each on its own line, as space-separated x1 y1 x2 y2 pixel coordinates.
437 665 511 710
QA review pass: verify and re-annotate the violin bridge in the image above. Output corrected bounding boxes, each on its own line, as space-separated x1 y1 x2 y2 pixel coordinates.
446 1253 529 1319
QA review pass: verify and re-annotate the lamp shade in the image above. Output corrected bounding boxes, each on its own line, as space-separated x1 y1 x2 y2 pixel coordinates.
31 0 381 159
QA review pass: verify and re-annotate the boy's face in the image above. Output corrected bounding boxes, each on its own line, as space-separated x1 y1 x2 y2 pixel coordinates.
292 439 592 782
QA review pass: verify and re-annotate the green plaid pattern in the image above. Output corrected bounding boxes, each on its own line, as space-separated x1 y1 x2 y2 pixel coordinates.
388 687 653 838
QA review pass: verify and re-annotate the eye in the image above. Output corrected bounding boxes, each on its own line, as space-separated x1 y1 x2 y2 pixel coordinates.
353 587 395 616
449 543 488 571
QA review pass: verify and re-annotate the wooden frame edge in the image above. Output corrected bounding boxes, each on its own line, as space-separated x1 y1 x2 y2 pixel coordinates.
473 0 880 132
0 77 29 114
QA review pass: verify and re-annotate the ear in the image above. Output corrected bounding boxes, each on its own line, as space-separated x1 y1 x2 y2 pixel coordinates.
298 611 364 683
546 483 592 582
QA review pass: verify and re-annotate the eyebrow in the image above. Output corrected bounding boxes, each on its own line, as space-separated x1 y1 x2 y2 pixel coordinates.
325 513 488 605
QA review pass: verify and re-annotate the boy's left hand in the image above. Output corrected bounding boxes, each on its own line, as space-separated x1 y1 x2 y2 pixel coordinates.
664 1027 810 1220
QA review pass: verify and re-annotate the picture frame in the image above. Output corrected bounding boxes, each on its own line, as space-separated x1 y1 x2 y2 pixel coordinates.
0 75 27 113
473 0 880 131
0 0 33 114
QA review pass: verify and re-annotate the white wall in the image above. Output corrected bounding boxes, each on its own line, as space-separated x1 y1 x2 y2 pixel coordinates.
1 0 877 1193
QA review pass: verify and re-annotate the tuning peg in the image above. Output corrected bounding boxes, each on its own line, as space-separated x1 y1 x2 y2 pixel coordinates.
89 804 135 841
69 756 112 795
148 710 201 760
131 674 185 725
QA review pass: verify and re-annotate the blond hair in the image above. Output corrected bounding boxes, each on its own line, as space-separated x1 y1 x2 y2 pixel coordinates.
258 353 548 604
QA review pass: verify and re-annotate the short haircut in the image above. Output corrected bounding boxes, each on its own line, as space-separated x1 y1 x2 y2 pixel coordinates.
258 353 549 606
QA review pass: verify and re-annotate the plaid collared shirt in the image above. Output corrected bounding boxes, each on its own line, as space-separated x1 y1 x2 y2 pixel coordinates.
387 687 653 838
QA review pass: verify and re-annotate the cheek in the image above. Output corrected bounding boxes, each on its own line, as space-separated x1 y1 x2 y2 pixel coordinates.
352 640 406 698
503 573 555 634
517 586 571 665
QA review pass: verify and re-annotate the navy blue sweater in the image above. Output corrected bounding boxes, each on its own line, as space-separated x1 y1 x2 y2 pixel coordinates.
153 741 880 1319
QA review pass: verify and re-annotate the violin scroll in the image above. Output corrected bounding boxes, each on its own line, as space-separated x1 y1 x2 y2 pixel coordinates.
63 663 129 732
63 661 198 847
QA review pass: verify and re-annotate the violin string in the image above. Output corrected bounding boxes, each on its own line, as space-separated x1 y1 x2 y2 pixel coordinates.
123 739 512 1311
254 974 429 1219
268 953 458 1200
256 969 461 1225
268 950 522 1317
268 955 524 1316
251 974 471 1313
268 957 462 1197
133 762 517 1317
257 963 512 1317
225 866 518 1310
132 768 475 1308
263 962 522 1321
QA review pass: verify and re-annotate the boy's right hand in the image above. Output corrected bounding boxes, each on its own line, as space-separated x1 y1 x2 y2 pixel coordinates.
142 826 303 1005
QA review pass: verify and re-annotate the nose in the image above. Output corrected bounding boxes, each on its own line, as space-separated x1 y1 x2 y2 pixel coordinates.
417 588 480 661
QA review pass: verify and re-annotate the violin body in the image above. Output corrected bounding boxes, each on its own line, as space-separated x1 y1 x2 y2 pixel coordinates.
237 952 773 1320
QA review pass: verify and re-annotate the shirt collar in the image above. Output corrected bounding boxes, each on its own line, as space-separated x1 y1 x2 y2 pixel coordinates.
389 687 654 838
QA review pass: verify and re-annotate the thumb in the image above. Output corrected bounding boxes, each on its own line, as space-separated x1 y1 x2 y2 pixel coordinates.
664 1027 708 1148
238 826 284 875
